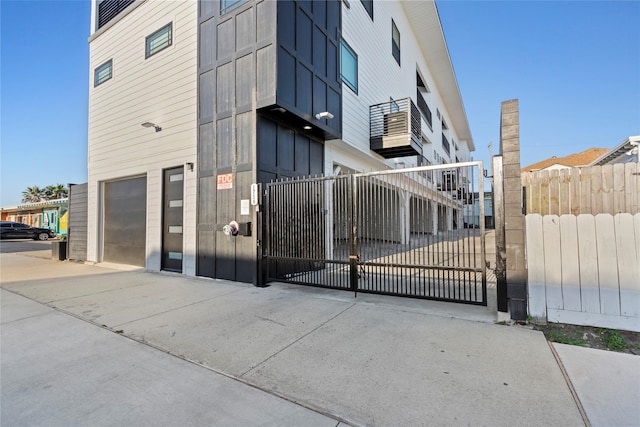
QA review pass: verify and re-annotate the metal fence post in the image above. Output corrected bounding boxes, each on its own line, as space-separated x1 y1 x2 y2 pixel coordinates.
350 174 358 295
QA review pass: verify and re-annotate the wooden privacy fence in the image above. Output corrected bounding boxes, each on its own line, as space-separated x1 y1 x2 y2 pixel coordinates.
526 213 640 332
522 163 640 215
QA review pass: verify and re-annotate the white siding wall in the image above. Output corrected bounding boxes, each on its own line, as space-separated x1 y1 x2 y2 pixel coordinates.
87 0 197 274
335 0 469 172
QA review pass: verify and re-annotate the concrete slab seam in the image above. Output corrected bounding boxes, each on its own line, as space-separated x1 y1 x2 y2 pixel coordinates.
548 341 590 427
111 288 247 328
0 311 52 326
3 288 361 427
25 280 155 304
238 302 358 378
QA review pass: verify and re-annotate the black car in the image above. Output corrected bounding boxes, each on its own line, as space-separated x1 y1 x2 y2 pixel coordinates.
0 221 56 240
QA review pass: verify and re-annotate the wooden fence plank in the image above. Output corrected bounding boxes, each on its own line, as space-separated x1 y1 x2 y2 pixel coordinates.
601 165 614 215
526 214 547 319
559 169 570 215
570 167 581 215
595 214 620 315
549 170 560 215
522 173 532 214
559 215 581 311
615 214 639 317
581 166 592 214
577 214 600 313
543 215 563 309
540 170 550 216
625 163 638 213
613 163 626 214
590 165 602 214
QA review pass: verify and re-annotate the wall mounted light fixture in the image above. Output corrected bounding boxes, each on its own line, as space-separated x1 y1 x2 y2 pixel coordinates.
315 111 334 120
141 122 162 132
186 162 194 171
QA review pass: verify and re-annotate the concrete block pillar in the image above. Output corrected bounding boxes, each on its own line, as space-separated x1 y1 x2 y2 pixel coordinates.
499 99 527 320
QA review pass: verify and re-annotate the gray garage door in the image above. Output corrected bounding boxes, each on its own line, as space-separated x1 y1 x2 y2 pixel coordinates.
103 177 147 266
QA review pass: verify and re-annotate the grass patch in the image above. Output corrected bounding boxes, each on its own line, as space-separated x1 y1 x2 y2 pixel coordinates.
546 331 586 346
603 330 627 351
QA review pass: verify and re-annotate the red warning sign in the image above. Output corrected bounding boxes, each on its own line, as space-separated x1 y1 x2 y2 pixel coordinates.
217 173 233 190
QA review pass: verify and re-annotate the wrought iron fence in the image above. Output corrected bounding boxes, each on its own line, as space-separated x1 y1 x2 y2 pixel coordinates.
263 162 487 305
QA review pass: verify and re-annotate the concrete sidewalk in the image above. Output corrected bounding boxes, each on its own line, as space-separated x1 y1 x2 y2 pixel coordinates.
2 252 632 426
1 289 339 426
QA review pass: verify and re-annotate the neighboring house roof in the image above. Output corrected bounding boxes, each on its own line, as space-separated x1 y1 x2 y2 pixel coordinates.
0 198 70 214
590 136 640 166
521 148 609 172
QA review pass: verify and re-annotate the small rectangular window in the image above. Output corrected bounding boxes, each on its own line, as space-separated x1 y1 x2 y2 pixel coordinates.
94 59 113 86
340 39 358 94
221 0 248 15
361 0 373 19
146 23 172 59
392 20 400 65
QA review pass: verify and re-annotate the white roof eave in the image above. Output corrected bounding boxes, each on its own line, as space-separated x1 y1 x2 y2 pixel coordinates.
400 0 475 151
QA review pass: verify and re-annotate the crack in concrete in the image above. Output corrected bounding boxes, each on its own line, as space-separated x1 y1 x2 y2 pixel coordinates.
238 302 356 378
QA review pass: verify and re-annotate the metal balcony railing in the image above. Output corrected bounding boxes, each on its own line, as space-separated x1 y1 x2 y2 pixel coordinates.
98 0 135 29
369 98 422 158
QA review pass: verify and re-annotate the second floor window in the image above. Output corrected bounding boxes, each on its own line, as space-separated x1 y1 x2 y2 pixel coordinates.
361 0 373 19
340 40 358 94
146 23 172 59
94 59 113 86
221 0 248 15
392 20 400 65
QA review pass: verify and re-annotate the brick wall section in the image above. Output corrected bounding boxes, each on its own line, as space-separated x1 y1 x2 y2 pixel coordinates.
499 99 527 319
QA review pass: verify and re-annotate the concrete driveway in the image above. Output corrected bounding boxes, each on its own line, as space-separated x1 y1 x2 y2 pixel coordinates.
1 252 589 426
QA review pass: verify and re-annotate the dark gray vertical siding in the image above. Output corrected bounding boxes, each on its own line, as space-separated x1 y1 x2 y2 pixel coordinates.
197 0 278 281
275 0 342 138
68 183 88 262
196 0 341 282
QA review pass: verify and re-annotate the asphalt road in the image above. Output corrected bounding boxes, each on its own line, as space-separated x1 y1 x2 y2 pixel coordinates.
0 239 51 254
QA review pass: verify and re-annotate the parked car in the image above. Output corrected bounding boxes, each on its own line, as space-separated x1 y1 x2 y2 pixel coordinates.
0 221 56 240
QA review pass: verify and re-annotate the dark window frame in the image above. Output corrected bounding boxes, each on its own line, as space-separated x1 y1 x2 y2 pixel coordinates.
220 0 249 15
94 59 113 87
392 20 400 66
145 23 173 59
361 0 373 20
340 39 358 94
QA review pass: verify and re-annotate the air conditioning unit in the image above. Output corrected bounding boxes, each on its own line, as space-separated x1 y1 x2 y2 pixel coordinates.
383 111 408 136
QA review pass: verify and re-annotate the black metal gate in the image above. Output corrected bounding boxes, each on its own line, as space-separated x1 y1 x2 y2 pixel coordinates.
262 162 487 305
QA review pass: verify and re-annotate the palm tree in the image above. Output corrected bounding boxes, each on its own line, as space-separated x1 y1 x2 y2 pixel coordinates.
21 186 44 203
44 184 68 200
